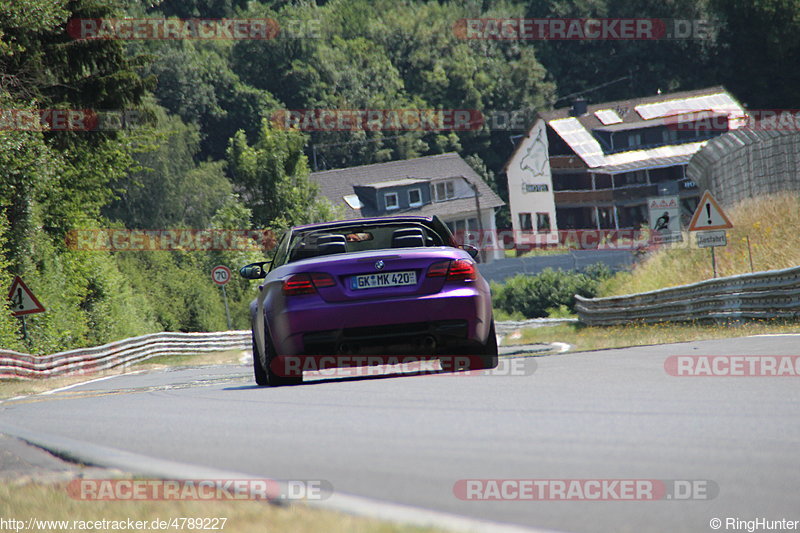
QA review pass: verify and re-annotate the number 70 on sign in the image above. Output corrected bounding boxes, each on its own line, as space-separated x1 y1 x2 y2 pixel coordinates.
211 265 231 286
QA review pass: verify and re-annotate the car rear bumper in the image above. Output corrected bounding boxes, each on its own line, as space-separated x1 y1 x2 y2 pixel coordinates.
267 286 491 356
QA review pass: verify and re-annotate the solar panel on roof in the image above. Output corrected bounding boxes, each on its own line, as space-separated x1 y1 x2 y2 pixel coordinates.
594 109 623 125
549 117 606 167
635 93 741 120
603 141 707 168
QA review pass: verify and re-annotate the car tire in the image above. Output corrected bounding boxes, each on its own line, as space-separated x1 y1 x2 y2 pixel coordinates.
478 320 499 370
252 333 268 386
264 327 302 387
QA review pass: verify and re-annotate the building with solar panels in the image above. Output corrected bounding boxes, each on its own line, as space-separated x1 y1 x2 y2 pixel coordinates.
503 86 745 246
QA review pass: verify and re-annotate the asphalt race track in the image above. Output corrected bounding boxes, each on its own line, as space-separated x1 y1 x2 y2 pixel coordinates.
2 335 799 532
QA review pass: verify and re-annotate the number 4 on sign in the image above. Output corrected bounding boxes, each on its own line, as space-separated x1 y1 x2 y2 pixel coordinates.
688 191 734 231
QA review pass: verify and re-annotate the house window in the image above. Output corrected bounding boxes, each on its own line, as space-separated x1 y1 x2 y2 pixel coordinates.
432 180 455 202
384 192 399 210
408 188 422 207
519 212 533 231
536 213 551 232
628 133 642 148
598 207 615 229
446 218 479 234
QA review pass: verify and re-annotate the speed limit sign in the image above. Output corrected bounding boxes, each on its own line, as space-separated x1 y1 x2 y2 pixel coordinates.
211 265 232 286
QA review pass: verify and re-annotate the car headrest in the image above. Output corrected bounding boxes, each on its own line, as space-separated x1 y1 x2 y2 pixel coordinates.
317 241 347 255
391 228 426 248
315 234 347 246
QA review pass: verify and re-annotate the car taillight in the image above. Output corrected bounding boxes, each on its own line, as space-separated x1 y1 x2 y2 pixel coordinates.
447 259 476 281
283 272 335 295
426 261 450 277
426 260 476 281
310 272 335 288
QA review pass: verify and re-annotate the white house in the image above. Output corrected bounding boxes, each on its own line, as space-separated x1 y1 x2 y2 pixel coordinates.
309 153 506 262
504 86 745 247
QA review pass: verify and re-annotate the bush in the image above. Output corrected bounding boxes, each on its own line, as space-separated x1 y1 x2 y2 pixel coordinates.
491 264 612 318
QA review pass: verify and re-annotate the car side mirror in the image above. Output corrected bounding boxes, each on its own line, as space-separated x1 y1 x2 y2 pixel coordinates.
460 244 480 261
239 261 270 279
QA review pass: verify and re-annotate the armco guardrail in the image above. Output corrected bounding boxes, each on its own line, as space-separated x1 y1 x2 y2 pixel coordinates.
575 265 800 325
0 331 250 380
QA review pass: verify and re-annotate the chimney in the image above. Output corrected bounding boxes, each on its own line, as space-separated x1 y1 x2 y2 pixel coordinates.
570 98 588 117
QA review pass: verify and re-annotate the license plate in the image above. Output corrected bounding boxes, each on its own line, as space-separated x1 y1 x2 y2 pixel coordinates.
351 271 417 290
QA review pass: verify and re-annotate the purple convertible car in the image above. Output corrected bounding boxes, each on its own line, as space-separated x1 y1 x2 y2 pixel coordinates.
239 215 498 386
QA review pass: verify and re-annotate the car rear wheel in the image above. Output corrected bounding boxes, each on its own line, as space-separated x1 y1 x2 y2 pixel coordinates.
264 327 302 387
252 333 268 386
478 320 499 370
439 320 498 372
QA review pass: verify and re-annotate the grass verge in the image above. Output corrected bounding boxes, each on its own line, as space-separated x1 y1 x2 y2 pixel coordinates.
600 192 800 296
0 481 446 533
503 319 800 352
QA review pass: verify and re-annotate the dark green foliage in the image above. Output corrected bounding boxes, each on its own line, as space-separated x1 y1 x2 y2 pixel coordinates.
103 107 234 229
149 0 248 19
226 120 340 229
117 251 226 333
708 0 800 108
492 264 613 318
527 0 718 104
143 41 280 160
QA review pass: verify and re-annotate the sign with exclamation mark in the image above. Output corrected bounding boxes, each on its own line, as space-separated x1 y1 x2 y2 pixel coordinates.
6 276 46 316
688 191 734 231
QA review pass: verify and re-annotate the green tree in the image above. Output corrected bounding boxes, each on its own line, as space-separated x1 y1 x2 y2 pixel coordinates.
104 107 233 229
708 0 800 108
226 119 338 229
0 0 156 351
147 0 248 19
526 0 717 104
144 40 280 160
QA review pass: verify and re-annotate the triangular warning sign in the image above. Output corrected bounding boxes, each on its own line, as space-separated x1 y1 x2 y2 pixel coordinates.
688 191 734 231
7 276 45 316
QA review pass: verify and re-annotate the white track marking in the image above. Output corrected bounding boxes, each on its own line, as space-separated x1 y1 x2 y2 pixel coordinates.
40 372 140 395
